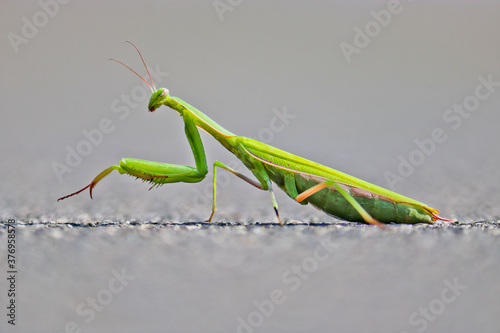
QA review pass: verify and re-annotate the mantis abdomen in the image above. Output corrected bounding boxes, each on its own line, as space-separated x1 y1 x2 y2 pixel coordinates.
263 164 435 224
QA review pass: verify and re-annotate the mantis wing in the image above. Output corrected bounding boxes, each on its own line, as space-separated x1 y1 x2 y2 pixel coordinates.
238 137 445 224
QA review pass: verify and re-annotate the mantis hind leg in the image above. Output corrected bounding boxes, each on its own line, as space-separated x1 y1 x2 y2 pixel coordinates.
57 158 207 201
296 180 384 227
206 161 283 224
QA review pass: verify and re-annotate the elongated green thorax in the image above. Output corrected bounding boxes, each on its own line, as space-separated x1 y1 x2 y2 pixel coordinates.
169 96 235 138
150 88 236 152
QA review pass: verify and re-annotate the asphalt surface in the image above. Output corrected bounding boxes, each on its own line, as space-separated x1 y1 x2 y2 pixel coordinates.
1 213 499 333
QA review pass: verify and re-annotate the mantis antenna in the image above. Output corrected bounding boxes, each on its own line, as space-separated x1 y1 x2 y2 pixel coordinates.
109 58 154 92
124 41 156 91
109 41 156 92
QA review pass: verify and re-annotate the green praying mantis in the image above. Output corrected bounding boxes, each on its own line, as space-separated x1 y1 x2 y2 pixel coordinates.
58 42 451 226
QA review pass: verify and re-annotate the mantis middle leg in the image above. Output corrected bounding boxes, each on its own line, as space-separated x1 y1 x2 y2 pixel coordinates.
206 161 283 224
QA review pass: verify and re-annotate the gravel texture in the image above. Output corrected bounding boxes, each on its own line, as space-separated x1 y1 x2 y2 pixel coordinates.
1 216 499 332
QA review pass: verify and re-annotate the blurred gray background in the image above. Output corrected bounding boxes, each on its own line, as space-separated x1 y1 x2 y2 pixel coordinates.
0 1 499 333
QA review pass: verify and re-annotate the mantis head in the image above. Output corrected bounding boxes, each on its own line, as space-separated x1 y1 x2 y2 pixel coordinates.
111 41 171 112
148 88 170 112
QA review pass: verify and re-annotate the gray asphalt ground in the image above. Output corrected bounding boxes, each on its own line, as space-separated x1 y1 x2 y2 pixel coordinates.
1 217 499 333
1 1 500 332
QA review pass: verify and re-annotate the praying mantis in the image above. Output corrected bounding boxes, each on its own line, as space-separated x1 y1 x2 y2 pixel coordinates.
58 42 451 226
